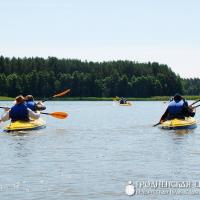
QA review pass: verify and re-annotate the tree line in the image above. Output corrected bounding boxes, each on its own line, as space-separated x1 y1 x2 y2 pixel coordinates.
0 56 199 98
182 78 200 95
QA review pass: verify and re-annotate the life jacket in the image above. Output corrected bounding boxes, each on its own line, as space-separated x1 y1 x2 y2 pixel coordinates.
9 103 29 122
25 100 36 111
120 99 124 104
168 99 184 117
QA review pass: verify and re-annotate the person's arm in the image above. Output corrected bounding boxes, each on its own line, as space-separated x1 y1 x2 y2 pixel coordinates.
36 102 46 111
184 100 188 106
28 108 40 119
183 103 195 117
1 110 10 122
188 106 196 117
159 108 169 123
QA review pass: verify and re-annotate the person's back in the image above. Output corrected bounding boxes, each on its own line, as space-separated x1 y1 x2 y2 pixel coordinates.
170 94 195 118
167 99 185 119
26 100 36 111
160 94 188 123
0 95 40 123
25 95 37 111
9 96 29 122
25 95 46 111
120 97 125 104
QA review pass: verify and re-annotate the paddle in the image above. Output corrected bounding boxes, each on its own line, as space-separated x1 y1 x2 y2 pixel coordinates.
0 107 68 119
153 122 161 127
193 104 200 109
41 112 68 119
0 106 10 109
42 89 70 102
190 99 200 106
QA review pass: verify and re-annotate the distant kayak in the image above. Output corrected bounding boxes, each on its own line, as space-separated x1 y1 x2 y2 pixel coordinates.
160 117 197 130
119 102 132 106
4 118 46 132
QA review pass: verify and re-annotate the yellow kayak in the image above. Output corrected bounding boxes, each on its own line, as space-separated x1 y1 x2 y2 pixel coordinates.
161 117 197 130
4 118 46 132
119 102 132 106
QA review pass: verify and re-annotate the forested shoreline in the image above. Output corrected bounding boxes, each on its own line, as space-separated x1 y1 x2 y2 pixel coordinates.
0 56 199 98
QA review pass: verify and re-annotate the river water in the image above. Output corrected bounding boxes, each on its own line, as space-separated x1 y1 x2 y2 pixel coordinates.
0 101 200 200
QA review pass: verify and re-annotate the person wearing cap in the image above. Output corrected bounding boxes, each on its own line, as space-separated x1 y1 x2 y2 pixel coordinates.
25 95 46 112
0 95 40 122
160 93 195 123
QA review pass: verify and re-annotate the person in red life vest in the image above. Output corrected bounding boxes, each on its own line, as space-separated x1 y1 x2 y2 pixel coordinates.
24 95 46 112
0 95 40 122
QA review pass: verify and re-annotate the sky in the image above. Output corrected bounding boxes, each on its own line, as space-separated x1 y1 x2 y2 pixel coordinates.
0 0 200 78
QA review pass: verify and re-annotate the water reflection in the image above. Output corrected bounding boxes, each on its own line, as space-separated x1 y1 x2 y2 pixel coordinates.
175 129 193 135
10 135 33 160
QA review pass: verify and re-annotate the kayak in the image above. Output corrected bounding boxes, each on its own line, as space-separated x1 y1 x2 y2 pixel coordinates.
119 102 132 106
4 118 46 132
161 117 197 130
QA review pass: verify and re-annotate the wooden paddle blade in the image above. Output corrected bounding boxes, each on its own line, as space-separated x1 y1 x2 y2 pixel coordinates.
53 89 70 98
50 112 68 119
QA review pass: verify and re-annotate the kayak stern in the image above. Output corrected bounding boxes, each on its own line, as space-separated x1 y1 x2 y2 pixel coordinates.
161 117 197 130
4 118 46 132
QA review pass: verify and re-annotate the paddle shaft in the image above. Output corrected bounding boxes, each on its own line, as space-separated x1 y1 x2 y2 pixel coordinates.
190 99 200 106
153 122 161 127
41 112 51 115
193 104 200 109
42 89 70 102
0 106 9 109
42 96 54 102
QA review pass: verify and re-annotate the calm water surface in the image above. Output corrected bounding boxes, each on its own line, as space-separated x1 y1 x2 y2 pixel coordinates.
0 101 200 200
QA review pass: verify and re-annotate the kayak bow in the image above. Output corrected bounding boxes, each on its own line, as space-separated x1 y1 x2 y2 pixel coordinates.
119 102 132 106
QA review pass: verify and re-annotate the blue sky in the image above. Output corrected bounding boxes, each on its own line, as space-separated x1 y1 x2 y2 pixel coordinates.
0 0 199 78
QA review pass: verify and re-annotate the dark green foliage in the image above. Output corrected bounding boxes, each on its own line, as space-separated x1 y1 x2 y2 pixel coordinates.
0 55 198 97
182 78 200 95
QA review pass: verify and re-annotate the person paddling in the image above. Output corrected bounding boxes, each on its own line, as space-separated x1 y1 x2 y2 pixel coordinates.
159 93 195 123
25 95 46 111
0 95 40 123
119 97 127 104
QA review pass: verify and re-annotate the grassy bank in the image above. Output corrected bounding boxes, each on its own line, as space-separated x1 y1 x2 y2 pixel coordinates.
0 96 14 101
1 96 200 101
